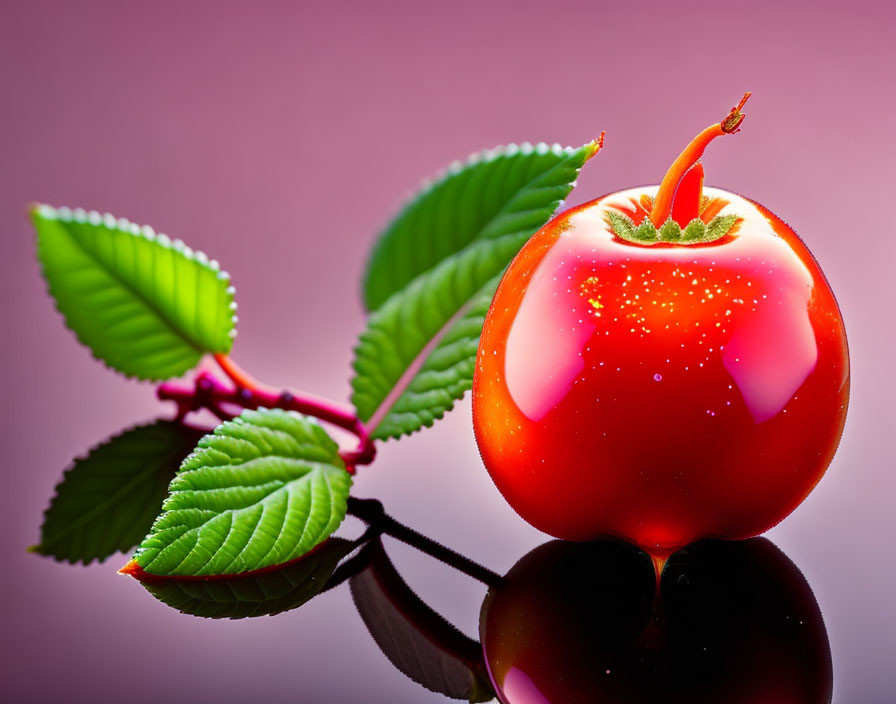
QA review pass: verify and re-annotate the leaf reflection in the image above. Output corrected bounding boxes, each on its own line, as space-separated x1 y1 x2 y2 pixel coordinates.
350 538 494 702
139 537 358 619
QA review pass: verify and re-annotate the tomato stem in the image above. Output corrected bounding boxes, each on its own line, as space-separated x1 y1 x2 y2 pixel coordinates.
669 163 704 227
649 92 750 227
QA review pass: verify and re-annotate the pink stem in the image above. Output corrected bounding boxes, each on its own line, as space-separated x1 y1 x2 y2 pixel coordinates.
158 366 376 471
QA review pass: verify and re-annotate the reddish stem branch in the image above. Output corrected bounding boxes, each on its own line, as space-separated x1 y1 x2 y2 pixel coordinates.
158 358 376 471
213 353 268 392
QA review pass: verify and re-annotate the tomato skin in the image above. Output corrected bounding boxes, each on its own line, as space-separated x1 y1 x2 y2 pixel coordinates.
472 187 849 552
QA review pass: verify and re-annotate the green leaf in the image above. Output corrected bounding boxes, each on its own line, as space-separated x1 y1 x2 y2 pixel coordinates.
605 211 741 246
31 421 204 564
604 211 636 241
353 141 598 439
363 141 599 312
706 213 740 240
634 219 657 241
681 218 707 241
32 205 236 381
605 211 658 243
658 218 682 241
131 409 352 577
140 537 356 619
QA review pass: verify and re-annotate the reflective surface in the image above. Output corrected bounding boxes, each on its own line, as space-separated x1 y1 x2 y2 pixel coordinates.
474 188 849 552
482 538 831 704
127 498 832 703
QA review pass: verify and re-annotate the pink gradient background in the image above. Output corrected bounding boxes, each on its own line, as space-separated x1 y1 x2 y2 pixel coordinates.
2 1 894 701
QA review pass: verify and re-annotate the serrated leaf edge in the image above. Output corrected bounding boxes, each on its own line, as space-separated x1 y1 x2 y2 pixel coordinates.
32 204 238 381
355 292 481 441
354 142 596 439
131 409 351 578
362 141 593 312
31 420 202 565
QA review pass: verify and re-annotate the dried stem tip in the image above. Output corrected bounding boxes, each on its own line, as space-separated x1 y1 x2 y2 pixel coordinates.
721 92 752 133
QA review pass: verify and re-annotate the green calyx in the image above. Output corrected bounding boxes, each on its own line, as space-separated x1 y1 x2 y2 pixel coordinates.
605 210 740 245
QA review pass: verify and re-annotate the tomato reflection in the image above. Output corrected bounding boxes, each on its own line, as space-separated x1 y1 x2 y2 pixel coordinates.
481 537 832 704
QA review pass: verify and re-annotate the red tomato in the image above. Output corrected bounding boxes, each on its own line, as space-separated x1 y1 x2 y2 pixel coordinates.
472 183 849 554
